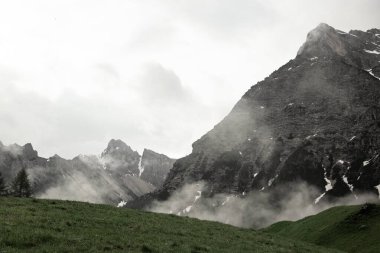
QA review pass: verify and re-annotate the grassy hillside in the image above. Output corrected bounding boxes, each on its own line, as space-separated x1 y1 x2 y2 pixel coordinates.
264 204 380 253
0 197 340 253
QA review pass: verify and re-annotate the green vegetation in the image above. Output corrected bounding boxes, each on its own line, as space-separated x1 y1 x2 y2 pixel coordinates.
264 204 380 253
0 197 340 253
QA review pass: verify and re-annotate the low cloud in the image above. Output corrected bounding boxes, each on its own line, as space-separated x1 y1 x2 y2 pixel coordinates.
150 181 379 228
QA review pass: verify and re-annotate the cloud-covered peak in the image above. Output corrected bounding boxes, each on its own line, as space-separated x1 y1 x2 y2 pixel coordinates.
297 23 347 57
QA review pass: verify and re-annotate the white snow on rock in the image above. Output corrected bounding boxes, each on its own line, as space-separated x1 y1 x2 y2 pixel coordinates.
253 172 259 178
323 165 333 191
366 69 380 80
364 49 380 54
314 193 326 204
288 67 292 71
325 177 333 191
260 106 265 109
343 175 354 192
184 205 192 213
375 185 380 199
248 138 251 141
316 166 334 204
117 200 127 208
363 160 370 166
138 156 144 177
268 175 278 187
310 56 318 61
350 136 356 141
337 160 344 165
239 151 243 156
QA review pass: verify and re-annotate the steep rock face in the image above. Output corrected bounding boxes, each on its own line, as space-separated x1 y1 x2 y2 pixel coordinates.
101 139 141 176
0 139 174 205
140 149 176 187
130 24 380 207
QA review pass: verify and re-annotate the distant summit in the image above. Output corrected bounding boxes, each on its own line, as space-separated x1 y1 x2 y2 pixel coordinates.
0 139 175 205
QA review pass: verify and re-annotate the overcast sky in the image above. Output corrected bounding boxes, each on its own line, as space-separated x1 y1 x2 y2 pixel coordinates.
0 0 379 159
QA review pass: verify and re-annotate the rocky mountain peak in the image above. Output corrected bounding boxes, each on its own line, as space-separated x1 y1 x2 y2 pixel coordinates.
102 139 135 155
140 148 176 188
22 143 38 160
297 23 347 58
128 24 380 210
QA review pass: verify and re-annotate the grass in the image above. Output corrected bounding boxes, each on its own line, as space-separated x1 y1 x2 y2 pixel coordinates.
263 204 380 253
0 197 341 253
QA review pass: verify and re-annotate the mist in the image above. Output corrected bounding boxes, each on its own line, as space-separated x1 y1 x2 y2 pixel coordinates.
149 181 380 228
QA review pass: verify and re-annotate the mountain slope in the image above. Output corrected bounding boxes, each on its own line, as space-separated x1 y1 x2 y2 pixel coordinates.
0 197 341 253
264 203 380 253
129 24 380 209
0 140 174 205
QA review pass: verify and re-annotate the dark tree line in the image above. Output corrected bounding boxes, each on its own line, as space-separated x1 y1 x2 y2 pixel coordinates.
0 169 32 197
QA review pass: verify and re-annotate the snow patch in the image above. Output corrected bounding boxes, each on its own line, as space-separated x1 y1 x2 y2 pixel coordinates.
314 193 326 204
349 136 356 141
366 69 380 80
364 49 380 55
239 151 243 156
323 166 333 191
268 175 278 187
117 200 127 208
310 56 318 61
260 106 265 109
306 133 317 140
337 160 344 165
375 185 380 199
248 138 251 141
138 155 144 177
363 160 370 166
253 172 258 178
287 67 292 71
343 175 354 193
184 205 192 213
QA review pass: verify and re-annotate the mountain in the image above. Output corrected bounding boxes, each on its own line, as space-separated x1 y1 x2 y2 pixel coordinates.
128 24 380 209
101 139 176 187
264 203 380 253
140 149 176 188
0 139 175 205
0 197 341 253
